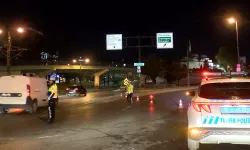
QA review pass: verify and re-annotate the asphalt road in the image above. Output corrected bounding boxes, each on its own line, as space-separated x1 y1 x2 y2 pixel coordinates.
1 90 250 150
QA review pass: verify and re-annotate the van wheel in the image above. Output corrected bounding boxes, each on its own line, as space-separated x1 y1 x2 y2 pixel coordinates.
28 101 38 114
0 107 7 114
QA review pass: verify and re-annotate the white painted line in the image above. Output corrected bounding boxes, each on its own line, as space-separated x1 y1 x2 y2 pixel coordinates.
38 134 63 139
122 106 131 111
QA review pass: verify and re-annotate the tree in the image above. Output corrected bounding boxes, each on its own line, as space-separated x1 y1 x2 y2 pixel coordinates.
141 55 161 84
164 63 187 85
202 60 209 71
216 47 237 70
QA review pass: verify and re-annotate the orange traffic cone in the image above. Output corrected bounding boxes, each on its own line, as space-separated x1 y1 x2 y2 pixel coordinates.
179 99 184 108
136 96 139 101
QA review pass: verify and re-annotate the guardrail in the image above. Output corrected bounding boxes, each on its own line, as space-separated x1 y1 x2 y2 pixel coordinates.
0 60 135 68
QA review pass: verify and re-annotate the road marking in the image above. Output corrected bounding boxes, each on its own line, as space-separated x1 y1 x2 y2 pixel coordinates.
38 134 63 139
122 106 131 111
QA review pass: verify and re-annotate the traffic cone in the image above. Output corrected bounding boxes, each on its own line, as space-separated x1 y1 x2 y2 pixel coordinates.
179 99 184 108
136 96 139 101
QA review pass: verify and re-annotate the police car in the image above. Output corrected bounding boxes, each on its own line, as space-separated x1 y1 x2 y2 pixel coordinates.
187 71 250 150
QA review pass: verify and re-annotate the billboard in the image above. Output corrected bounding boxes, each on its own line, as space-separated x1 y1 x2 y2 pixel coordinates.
106 34 123 50
156 33 173 49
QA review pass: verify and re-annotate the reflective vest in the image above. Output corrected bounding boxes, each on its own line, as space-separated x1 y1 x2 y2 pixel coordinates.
126 84 133 93
48 84 58 99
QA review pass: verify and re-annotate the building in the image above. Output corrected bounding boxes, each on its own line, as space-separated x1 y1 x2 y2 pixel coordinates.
180 54 214 69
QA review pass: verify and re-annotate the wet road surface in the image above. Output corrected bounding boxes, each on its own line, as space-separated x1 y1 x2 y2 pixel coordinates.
1 90 250 150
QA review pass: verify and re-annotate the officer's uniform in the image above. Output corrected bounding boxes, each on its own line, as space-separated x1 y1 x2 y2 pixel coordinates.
126 83 134 104
48 79 58 123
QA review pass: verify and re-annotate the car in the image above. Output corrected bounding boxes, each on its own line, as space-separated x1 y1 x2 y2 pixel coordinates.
0 75 48 114
66 85 87 96
186 71 250 150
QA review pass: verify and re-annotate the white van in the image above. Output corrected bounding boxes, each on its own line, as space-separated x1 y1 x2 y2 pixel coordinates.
0 75 48 114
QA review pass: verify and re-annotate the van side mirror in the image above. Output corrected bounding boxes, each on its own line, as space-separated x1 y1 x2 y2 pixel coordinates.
185 91 195 96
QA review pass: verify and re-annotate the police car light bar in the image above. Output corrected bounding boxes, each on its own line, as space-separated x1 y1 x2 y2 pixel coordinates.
221 72 248 76
202 72 222 77
202 72 248 77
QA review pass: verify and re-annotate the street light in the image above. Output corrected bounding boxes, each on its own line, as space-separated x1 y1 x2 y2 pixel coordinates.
228 18 236 24
85 58 90 63
227 17 240 64
17 27 24 33
72 59 77 63
0 29 2 34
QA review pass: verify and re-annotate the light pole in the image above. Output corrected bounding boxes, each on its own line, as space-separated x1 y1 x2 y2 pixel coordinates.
228 17 240 63
78 57 84 71
73 58 90 84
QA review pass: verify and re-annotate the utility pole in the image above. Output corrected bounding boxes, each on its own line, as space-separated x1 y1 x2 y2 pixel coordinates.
138 34 142 88
7 31 11 75
187 40 191 87
138 34 141 62
187 49 190 87
0 26 43 75
123 35 155 88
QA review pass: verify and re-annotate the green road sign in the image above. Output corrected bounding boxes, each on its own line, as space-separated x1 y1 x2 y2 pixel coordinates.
134 63 144 66
158 37 171 43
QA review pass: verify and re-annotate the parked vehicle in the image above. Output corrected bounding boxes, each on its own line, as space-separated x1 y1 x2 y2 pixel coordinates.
0 75 48 114
66 85 87 96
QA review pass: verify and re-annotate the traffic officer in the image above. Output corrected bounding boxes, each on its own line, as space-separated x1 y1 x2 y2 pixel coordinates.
47 76 58 124
126 81 134 104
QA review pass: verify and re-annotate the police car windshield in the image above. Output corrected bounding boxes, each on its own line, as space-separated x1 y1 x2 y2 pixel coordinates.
199 82 250 99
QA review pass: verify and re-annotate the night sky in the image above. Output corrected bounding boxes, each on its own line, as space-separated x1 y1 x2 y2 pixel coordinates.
0 0 250 64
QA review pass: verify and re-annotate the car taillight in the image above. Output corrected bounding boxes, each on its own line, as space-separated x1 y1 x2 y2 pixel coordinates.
193 104 201 112
202 105 211 113
203 72 208 76
66 88 70 91
74 88 78 91
192 103 211 113
27 84 31 97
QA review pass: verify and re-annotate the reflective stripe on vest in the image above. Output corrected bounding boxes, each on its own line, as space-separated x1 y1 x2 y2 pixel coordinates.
48 84 58 98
